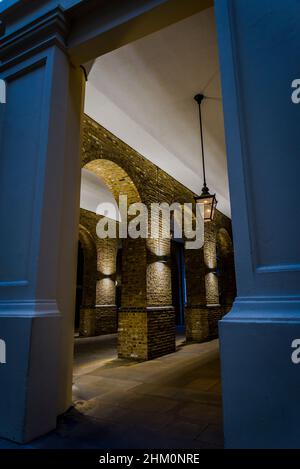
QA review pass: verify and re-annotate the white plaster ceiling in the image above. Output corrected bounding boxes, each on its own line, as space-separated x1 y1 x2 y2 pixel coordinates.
80 168 121 221
84 7 230 217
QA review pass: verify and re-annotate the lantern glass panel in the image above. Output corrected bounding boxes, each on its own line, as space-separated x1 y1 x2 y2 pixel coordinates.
195 194 217 222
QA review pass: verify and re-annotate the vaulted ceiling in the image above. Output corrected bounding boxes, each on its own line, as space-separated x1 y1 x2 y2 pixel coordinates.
84 7 230 217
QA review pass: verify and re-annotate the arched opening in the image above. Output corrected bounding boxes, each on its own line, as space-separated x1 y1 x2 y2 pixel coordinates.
81 159 143 325
0 0 241 448
3 0 296 452
74 158 147 372
83 158 141 206
69 6 236 449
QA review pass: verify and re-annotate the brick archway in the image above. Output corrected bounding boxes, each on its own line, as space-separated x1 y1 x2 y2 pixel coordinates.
81 157 149 354
83 158 141 206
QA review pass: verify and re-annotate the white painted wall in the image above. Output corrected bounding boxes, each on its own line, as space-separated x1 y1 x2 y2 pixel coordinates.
80 168 121 221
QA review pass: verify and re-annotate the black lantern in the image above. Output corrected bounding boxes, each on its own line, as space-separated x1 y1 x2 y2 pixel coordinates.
193 94 217 221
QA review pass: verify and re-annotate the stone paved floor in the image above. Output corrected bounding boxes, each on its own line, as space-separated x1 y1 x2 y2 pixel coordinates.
0 334 223 449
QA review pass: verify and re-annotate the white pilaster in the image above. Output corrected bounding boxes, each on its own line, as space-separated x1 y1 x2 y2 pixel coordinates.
215 0 300 448
0 5 85 442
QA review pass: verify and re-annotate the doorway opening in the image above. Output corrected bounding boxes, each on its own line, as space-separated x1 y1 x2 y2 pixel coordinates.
71 3 236 449
171 239 186 328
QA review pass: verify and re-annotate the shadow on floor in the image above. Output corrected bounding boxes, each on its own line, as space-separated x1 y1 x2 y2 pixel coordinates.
0 337 223 449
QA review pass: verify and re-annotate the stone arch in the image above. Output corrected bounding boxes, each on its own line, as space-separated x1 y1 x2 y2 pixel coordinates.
82 159 147 346
81 136 175 359
216 228 236 307
83 159 142 205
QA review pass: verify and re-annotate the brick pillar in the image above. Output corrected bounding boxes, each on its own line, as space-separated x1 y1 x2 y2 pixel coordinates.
146 236 176 359
118 237 148 359
185 217 224 342
185 245 209 342
118 234 175 360
204 221 220 305
95 238 118 335
203 220 223 338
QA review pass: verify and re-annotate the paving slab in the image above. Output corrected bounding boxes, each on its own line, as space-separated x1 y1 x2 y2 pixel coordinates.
0 335 223 449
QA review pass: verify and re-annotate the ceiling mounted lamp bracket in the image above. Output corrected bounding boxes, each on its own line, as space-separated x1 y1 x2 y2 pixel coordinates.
194 93 204 105
193 93 217 222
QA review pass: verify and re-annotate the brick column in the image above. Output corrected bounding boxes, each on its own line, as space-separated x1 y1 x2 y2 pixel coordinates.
203 220 224 338
118 234 175 360
95 238 118 335
146 236 175 359
185 245 209 342
185 219 227 342
204 221 220 305
118 237 148 359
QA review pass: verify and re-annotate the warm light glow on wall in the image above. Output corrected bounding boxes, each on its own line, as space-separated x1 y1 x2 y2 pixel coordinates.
146 238 170 257
99 266 116 276
96 239 117 276
205 273 219 306
96 239 118 304
146 261 172 306
96 277 116 305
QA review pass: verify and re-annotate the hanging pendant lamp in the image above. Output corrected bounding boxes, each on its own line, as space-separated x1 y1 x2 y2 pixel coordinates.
194 93 217 221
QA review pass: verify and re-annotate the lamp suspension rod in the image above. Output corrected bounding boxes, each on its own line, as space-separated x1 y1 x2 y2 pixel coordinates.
195 94 207 188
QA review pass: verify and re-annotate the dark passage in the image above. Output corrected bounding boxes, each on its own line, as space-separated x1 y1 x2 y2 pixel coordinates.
75 240 84 332
171 239 186 327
